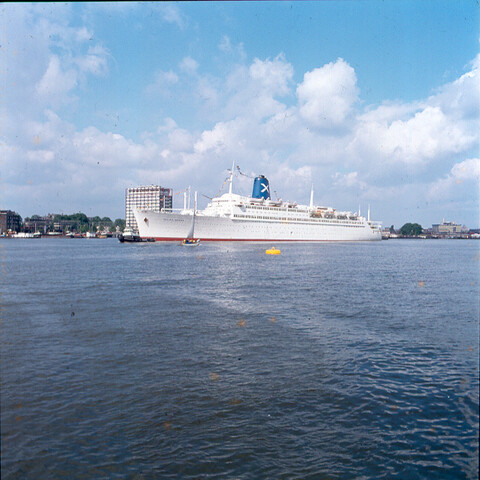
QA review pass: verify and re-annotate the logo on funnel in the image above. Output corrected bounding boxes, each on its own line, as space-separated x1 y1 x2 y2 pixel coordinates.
252 175 270 200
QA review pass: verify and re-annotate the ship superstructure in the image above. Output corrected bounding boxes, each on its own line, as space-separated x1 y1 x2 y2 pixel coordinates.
133 164 381 242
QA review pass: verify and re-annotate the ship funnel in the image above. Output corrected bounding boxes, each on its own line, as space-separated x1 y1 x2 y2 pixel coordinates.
252 175 270 200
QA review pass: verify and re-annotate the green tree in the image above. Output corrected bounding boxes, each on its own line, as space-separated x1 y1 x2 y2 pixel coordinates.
91 216 102 231
400 223 423 236
74 213 89 225
53 213 89 226
114 218 126 231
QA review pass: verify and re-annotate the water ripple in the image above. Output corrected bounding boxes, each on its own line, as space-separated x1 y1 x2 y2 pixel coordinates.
1 239 478 479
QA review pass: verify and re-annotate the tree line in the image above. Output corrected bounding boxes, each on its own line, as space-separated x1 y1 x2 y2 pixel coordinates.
25 213 126 233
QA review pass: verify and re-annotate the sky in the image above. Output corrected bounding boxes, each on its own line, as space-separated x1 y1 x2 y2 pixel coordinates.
1 1 479 229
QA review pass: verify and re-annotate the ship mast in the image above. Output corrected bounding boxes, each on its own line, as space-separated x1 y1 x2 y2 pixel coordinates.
228 160 235 195
228 160 235 217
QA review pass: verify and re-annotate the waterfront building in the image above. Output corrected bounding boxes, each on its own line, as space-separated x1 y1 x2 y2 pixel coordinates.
125 185 173 233
24 214 55 233
0 210 22 234
432 220 467 236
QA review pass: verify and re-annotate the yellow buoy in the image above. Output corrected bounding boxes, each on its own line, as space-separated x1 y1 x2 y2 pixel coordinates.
266 246 281 255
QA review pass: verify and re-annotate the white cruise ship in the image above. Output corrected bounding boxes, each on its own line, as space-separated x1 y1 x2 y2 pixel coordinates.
133 164 382 242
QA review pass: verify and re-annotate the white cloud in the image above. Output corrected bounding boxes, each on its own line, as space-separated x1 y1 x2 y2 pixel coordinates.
451 157 480 180
158 4 186 29
249 54 293 96
145 70 179 97
179 56 199 75
219 35 246 61
219 35 233 53
430 53 480 120
221 56 294 121
360 101 421 124
333 171 367 190
196 77 219 107
297 58 359 129
351 106 472 166
75 26 92 42
194 121 231 154
26 149 56 165
167 128 195 153
345 56 479 183
74 45 109 76
35 56 78 105
427 158 480 200
6 4 110 115
268 165 312 202
157 117 178 133
35 47 109 108
3 6 479 226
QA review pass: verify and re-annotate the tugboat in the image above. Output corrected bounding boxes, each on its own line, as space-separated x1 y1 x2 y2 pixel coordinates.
119 227 154 243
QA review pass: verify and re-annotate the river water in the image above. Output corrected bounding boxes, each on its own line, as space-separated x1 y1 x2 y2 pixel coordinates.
1 238 479 479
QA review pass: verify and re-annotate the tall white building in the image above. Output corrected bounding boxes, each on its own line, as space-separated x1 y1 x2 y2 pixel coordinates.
125 185 172 233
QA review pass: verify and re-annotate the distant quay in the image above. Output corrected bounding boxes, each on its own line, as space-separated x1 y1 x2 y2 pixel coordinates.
2 210 478 240
2 231 119 239
381 221 479 240
0 211 125 238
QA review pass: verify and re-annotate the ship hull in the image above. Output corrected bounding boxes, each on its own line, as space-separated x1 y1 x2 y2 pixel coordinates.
133 210 381 242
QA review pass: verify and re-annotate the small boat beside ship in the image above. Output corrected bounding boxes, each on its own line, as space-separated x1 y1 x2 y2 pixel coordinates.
181 238 200 246
180 192 200 247
119 227 155 243
11 232 41 238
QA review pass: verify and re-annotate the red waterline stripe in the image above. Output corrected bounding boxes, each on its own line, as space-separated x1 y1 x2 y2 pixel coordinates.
146 237 377 242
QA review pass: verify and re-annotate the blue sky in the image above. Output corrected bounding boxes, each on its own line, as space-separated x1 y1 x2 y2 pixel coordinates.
2 1 479 228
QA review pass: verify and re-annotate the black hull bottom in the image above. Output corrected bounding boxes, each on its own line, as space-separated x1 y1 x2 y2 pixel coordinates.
119 235 155 243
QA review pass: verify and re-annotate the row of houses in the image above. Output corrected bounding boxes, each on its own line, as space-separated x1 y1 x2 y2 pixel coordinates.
1 185 174 235
0 211 122 235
